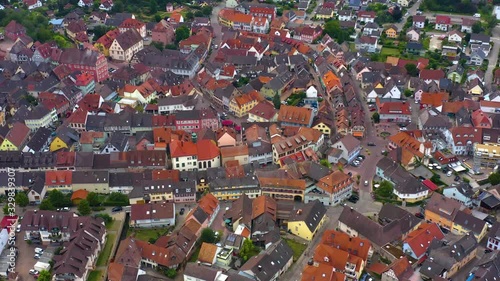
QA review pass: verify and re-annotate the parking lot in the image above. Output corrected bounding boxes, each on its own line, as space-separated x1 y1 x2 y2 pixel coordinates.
15 230 45 280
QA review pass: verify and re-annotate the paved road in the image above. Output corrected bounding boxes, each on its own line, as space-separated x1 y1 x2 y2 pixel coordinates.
422 12 478 25
484 25 500 88
395 0 423 30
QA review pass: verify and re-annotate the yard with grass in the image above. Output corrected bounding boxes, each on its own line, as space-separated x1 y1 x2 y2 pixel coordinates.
380 47 400 57
87 270 102 281
96 234 116 267
127 227 172 242
284 238 307 262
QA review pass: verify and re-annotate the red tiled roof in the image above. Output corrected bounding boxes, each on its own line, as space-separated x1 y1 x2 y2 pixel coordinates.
435 15 451 24
198 193 219 217
378 101 411 115
71 189 89 200
404 223 444 259
45 170 73 186
5 122 30 148
419 69 445 80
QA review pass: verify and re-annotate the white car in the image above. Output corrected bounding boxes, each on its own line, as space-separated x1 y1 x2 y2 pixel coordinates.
473 13 481 18
29 270 39 275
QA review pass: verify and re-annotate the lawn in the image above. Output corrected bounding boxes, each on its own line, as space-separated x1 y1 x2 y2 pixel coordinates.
284 238 307 262
380 47 400 57
87 270 102 281
97 234 116 266
127 227 171 242
189 245 201 262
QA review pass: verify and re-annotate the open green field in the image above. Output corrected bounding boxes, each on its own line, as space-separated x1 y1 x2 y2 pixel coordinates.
380 47 400 57
87 270 102 281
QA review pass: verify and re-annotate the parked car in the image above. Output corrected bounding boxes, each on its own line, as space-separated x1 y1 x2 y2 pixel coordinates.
180 208 185 215
415 212 424 219
367 142 376 146
348 195 359 203
35 248 43 254
34 254 40 259
446 171 453 177
358 155 365 159
112 206 123 212
364 180 369 186
62 207 70 212
29 270 39 275
454 175 461 181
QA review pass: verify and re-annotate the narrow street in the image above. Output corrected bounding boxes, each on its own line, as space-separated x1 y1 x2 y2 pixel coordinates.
484 25 500 88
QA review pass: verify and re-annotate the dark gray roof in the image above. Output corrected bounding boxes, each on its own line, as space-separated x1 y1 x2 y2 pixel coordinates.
239 240 293 281
453 210 487 236
407 42 423 50
338 206 402 246
378 204 421 235
24 127 52 152
376 157 428 195
192 207 209 224
289 200 326 232
471 33 490 43
72 171 109 184
447 182 475 198
22 152 56 169
106 132 129 152
470 251 500 281
422 233 478 277
75 152 94 168
22 171 45 195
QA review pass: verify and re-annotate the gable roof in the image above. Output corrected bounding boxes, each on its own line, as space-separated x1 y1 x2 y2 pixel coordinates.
425 193 463 222
289 200 326 232
404 223 444 259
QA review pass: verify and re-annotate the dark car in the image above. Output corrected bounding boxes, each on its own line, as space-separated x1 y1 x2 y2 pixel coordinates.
348 195 359 203
415 212 424 219
180 208 185 215
454 175 461 181
112 206 123 212
367 142 376 146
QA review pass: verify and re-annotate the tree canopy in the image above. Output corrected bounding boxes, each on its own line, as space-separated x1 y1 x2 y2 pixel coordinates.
200 228 217 244
77 199 92 216
175 26 190 43
405 63 419 77
37 270 51 281
323 19 354 44
488 172 500 185
374 180 394 198
15 192 29 207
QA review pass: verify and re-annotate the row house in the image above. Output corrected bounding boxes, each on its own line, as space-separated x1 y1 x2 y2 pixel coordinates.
128 179 196 204
174 109 219 132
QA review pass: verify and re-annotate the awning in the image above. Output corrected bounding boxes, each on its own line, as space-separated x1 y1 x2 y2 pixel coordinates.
422 179 438 191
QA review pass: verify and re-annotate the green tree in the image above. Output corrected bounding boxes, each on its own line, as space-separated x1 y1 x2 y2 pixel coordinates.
430 174 442 185
405 63 419 77
323 19 354 44
239 238 258 262
273 93 281 109
48 190 71 208
201 5 213 16
15 192 29 207
2 205 9 215
37 270 52 281
185 11 194 21
39 199 55 211
488 172 500 185
200 228 216 244
175 25 190 43
404 89 413 97
375 180 394 198
94 213 113 225
107 192 129 206
372 112 380 123
472 21 483 34
77 199 92 216
149 0 158 14
165 268 177 279
86 192 100 207
112 0 124 12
